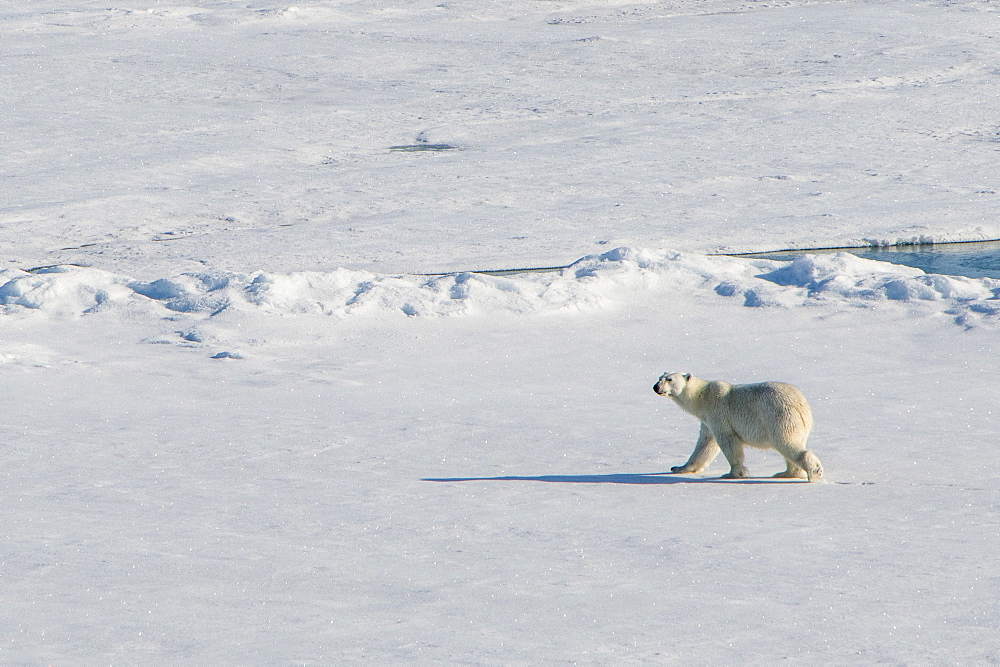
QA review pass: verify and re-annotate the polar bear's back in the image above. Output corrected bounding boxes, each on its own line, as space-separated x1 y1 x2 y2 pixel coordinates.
718 381 813 447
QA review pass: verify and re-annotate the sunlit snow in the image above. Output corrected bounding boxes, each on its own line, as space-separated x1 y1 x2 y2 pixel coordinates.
2 0 999 663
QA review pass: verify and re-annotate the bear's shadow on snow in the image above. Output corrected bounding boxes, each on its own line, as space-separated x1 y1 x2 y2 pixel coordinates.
422 472 804 485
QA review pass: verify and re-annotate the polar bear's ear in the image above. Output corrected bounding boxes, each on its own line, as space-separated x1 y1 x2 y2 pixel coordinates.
683 373 691 380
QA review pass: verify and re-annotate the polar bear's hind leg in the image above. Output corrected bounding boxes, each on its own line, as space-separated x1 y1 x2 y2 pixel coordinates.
772 460 808 479
771 441 822 482
797 450 824 483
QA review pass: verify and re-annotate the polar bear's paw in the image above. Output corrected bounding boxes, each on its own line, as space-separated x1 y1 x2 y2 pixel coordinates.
773 468 808 479
720 466 749 480
670 465 700 474
798 451 824 483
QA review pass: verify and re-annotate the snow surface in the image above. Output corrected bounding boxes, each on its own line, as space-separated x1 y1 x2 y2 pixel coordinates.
5 0 1000 276
2 0 1000 663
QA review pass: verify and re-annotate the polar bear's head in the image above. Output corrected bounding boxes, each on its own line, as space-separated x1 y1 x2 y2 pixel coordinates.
653 372 690 398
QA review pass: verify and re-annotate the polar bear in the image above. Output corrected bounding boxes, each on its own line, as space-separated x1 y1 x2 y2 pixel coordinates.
653 372 823 482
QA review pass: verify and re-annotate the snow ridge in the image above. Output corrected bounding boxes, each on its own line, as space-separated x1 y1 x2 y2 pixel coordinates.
2 249 999 325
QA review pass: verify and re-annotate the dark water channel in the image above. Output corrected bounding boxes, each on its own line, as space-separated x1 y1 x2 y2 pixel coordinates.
744 240 1000 280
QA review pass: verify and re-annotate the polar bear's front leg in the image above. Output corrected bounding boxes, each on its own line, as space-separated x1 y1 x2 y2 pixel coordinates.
670 422 719 473
714 431 749 479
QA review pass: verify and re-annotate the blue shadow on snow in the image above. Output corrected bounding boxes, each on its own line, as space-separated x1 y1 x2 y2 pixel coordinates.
422 472 805 485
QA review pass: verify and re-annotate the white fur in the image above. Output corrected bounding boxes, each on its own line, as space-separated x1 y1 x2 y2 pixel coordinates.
653 372 823 482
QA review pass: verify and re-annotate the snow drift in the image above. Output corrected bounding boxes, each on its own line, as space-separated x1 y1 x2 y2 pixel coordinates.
3 249 999 326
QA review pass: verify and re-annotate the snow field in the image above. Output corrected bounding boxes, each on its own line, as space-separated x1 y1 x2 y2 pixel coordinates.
4 1 1000 277
2 248 998 662
3 0 1000 662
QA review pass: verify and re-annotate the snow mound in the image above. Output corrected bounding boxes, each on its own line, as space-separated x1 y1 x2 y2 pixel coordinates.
757 253 997 303
0 266 137 317
242 268 603 317
2 249 999 325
